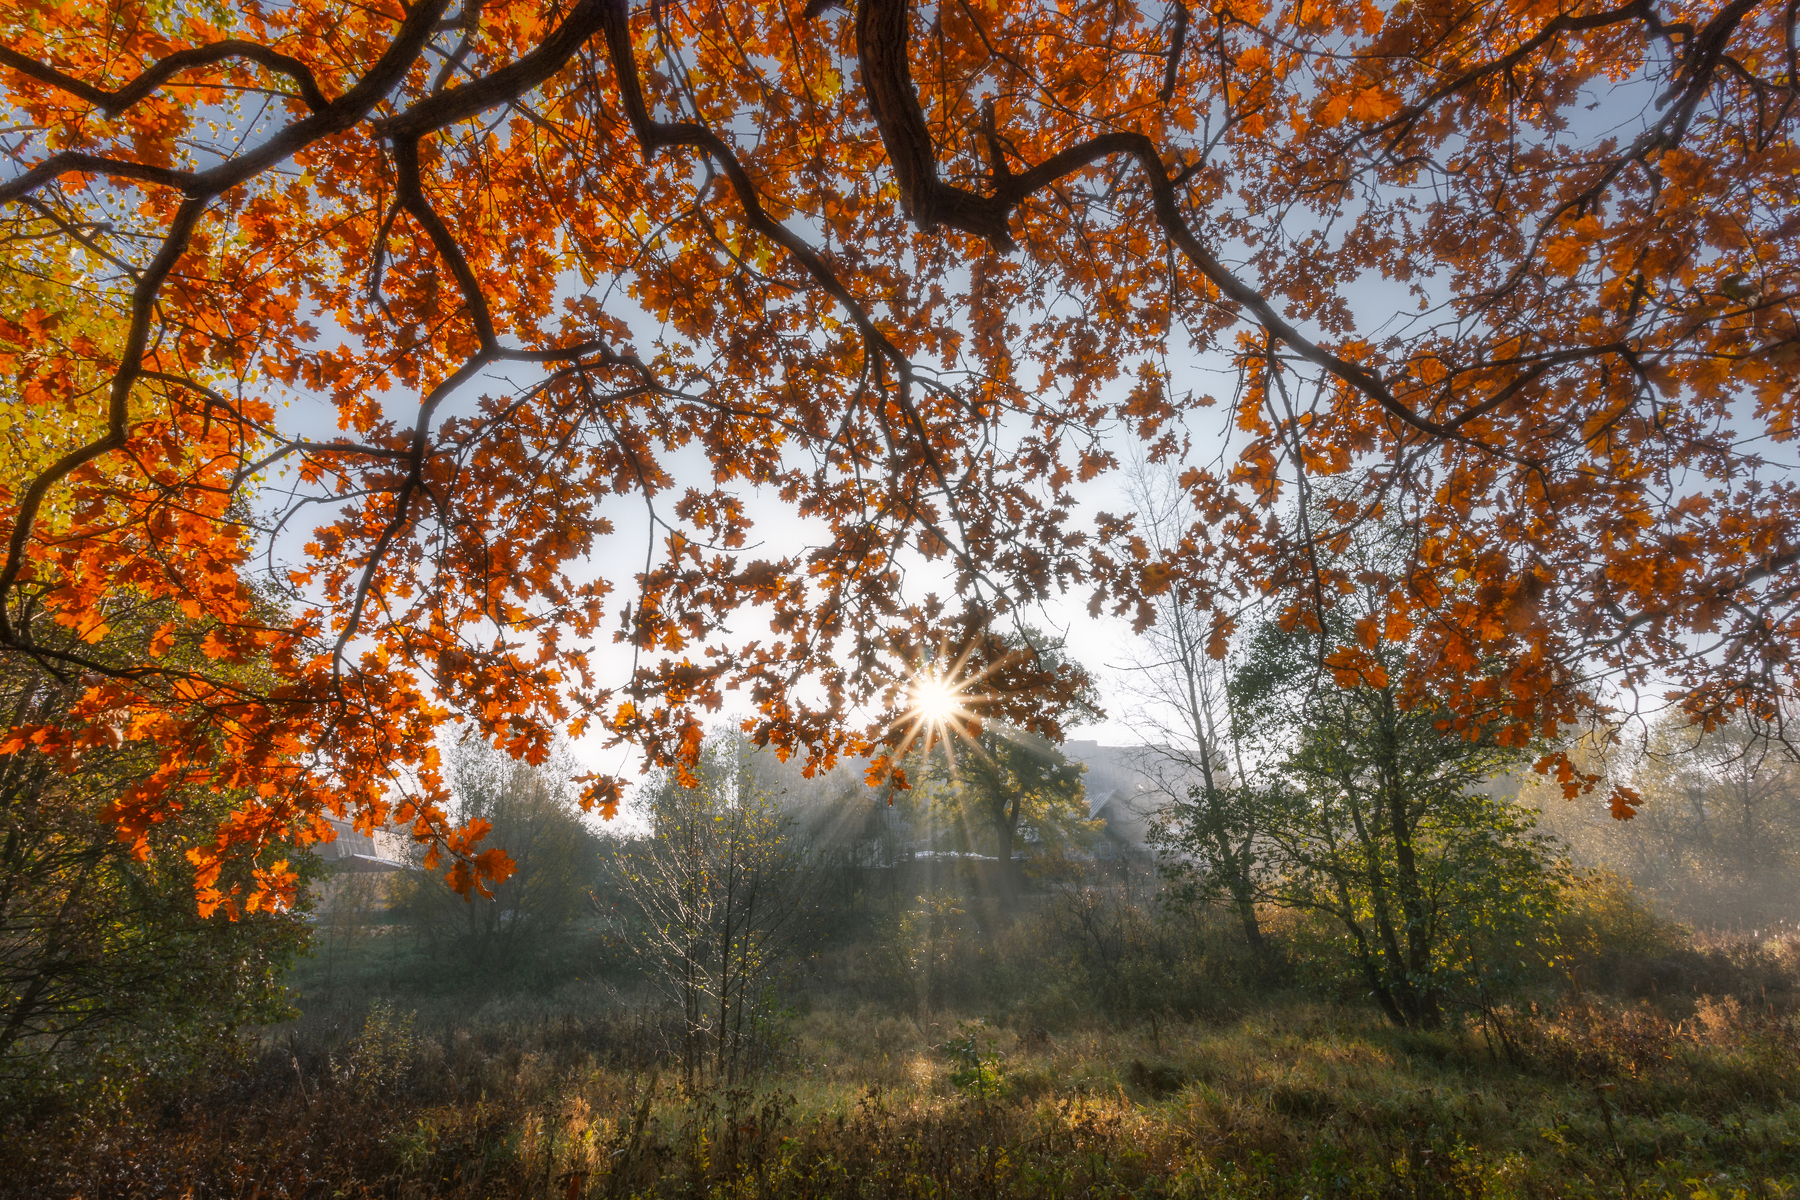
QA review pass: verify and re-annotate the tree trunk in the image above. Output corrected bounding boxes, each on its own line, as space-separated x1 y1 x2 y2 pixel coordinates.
1229 879 1265 958
1378 693 1440 1027
1196 739 1266 959
994 793 1021 904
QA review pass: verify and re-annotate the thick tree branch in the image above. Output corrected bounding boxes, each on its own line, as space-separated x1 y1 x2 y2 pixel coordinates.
0 153 201 202
1160 3 1190 103
0 42 331 115
845 0 1580 455
390 136 499 349
377 0 614 139
1366 0 1670 142
855 0 1016 250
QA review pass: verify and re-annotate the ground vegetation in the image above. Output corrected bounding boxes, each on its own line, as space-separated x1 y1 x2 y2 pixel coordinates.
8 851 1799 1199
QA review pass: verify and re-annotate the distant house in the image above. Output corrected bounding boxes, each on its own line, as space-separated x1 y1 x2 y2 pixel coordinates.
305 817 410 923
1059 741 1167 848
316 816 410 873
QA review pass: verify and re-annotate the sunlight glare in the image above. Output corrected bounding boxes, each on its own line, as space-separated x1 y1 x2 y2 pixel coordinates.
911 673 962 724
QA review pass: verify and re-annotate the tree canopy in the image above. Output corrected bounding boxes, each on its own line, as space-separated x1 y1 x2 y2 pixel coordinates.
1 0 1796 906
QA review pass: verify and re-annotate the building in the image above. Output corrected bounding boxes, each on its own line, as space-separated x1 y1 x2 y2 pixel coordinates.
1059 741 1172 849
315 815 410 873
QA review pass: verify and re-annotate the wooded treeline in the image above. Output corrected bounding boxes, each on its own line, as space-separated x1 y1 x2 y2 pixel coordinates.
6 577 1800 1198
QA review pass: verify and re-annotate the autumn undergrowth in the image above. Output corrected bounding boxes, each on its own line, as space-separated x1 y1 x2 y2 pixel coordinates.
9 951 1800 1200
10 881 1800 1199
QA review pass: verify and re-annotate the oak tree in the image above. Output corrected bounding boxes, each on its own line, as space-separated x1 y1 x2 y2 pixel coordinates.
2 0 1796 901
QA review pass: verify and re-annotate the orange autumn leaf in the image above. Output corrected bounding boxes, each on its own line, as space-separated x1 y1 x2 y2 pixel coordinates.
1323 647 1390 691
1347 87 1400 123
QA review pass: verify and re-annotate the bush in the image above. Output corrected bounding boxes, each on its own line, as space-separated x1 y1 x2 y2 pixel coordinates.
1555 870 1800 1011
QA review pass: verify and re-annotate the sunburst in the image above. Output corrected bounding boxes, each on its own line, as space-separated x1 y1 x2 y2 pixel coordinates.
910 672 964 725
892 644 989 769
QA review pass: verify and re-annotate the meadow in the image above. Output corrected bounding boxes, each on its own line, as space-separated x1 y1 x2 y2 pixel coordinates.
9 874 1798 1200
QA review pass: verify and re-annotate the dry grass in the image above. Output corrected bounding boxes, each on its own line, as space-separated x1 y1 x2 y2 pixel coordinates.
8 985 1799 1200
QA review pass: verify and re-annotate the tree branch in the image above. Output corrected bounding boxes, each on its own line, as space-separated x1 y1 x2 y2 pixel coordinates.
0 41 330 115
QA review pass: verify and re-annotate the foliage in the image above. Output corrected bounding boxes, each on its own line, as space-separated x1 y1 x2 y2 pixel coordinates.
395 739 601 973
909 730 1093 892
1151 774 1270 956
310 868 402 998
0 620 310 1118
903 628 1100 895
1527 716 1800 929
942 1018 1007 1102
1552 867 1800 1002
872 888 982 1022
7 0 1797 895
609 731 815 1085
334 998 416 1103
1230 605 1561 1028
1553 869 1691 972
14 807 1796 1195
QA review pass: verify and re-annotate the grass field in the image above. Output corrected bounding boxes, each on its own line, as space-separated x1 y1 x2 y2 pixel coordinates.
10 853 1800 1200
10 931 1798 1200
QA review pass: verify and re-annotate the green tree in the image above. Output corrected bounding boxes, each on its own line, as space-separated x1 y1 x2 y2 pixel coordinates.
1216 502 1559 1027
396 739 599 972
883 889 974 1026
1149 773 1268 960
1232 615 1559 1029
916 729 1091 899
911 629 1100 899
